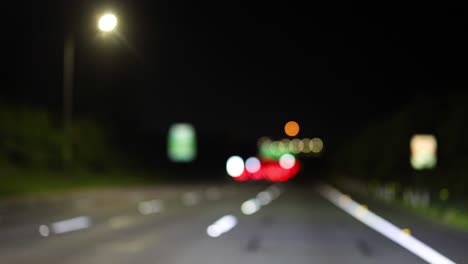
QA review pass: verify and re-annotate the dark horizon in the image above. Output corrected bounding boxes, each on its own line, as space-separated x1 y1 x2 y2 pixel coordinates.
4 1 468 166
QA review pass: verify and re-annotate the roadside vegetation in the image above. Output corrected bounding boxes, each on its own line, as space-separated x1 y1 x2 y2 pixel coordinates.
0 105 156 198
330 90 468 231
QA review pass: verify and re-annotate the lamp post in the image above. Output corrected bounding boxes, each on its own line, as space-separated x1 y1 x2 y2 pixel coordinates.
62 13 118 167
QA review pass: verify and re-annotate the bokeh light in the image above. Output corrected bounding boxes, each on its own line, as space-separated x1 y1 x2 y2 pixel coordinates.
290 138 301 153
245 157 261 173
98 13 118 32
226 156 244 177
279 153 295 169
311 137 324 153
302 138 311 153
241 199 260 215
284 121 300 137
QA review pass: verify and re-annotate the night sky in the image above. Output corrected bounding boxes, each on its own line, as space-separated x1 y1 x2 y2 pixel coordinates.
4 1 468 164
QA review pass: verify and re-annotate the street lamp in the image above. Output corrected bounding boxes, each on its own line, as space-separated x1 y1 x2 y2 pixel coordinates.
98 13 118 32
62 12 118 167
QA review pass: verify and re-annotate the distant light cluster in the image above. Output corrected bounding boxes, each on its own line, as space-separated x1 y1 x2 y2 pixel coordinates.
226 154 300 182
258 137 324 160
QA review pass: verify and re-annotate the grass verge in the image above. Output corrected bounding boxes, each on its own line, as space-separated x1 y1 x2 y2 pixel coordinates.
331 175 468 232
0 167 161 199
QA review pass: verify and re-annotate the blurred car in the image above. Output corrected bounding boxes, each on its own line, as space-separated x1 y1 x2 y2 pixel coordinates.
231 155 301 182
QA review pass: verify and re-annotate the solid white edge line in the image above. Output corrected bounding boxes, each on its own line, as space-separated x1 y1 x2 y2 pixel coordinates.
317 184 456 264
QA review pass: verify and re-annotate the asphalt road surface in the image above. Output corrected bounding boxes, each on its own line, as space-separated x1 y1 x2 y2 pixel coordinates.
0 180 466 264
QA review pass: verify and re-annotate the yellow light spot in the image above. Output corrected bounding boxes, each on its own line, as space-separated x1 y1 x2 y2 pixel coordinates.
284 121 300 137
402 228 411 235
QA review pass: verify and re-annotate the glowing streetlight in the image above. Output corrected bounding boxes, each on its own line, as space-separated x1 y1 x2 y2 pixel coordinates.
62 12 119 167
98 13 118 32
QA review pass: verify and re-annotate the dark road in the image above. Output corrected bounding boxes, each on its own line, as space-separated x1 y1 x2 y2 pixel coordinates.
5 2 468 263
0 177 466 264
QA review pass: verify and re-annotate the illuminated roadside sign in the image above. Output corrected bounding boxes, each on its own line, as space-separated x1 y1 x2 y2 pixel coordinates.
410 134 437 170
167 123 196 162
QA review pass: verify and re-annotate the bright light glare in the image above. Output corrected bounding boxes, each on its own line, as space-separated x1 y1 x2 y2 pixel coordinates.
98 13 118 32
279 153 295 169
226 156 244 177
245 157 261 173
